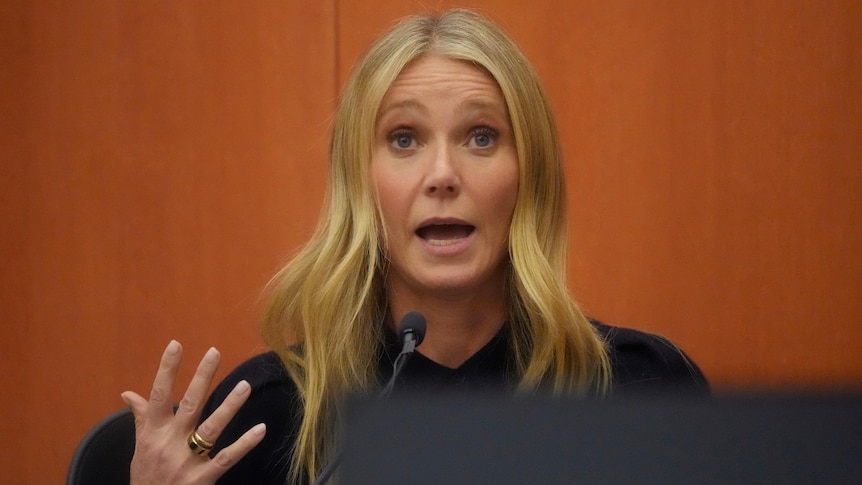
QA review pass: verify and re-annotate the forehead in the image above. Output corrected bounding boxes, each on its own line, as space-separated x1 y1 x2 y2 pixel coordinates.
379 54 506 113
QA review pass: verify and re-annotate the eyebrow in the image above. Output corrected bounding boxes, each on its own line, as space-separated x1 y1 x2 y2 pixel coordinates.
453 98 508 118
377 99 428 119
377 97 508 120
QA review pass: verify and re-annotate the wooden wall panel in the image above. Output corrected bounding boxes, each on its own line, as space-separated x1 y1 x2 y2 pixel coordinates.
1 1 334 482
337 0 862 388
1 1 860 483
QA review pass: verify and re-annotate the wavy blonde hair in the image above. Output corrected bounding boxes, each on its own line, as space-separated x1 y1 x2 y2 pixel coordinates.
260 9 611 483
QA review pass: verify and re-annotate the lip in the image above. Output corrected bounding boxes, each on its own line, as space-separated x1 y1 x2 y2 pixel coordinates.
416 216 472 229
415 217 475 257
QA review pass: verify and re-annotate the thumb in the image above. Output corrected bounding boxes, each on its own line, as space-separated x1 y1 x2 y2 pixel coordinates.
121 391 149 427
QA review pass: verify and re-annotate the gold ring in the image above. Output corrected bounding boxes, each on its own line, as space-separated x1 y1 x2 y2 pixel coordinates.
188 429 215 455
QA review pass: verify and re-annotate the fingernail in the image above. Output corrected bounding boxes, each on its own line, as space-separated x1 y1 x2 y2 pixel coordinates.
233 380 250 395
166 340 180 355
204 347 219 363
252 423 266 436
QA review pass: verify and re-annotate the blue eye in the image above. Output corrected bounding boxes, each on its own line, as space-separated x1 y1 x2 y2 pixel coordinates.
388 129 416 150
474 133 492 147
396 135 412 148
470 127 498 148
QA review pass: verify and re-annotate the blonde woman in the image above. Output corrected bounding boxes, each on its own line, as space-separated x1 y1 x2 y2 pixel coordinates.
123 9 708 485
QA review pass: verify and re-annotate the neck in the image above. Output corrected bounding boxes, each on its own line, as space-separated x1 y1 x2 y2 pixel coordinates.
387 289 507 369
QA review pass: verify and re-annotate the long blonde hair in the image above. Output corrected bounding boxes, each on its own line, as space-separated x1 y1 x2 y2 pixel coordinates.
260 9 611 483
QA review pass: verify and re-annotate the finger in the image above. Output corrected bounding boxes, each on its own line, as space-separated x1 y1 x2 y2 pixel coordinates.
194 380 252 445
148 340 183 427
120 391 148 430
206 423 267 479
173 347 220 428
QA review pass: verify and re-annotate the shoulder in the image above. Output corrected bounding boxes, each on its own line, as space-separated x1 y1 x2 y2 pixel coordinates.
591 319 710 396
202 351 300 485
218 351 296 395
205 351 299 413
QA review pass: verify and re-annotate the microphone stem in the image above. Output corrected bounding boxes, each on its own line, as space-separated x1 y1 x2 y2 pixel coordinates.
312 331 419 484
312 450 342 485
379 343 416 398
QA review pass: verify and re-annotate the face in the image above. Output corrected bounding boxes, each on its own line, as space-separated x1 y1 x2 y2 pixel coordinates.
371 54 519 301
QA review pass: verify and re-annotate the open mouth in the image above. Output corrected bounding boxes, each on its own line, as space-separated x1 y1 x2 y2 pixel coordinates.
416 223 475 241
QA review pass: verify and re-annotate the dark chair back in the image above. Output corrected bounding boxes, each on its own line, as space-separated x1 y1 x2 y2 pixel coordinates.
66 408 135 485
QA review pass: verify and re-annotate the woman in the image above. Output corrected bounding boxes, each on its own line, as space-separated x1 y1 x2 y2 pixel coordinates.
122 9 708 485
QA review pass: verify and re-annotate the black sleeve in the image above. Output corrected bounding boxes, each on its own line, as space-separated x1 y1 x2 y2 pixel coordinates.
592 320 711 396
199 352 304 485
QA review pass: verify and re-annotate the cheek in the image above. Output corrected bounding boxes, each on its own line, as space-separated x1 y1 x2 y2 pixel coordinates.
371 164 405 230
486 167 519 224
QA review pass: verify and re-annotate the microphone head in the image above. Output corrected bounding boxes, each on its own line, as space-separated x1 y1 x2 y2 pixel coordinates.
398 311 426 346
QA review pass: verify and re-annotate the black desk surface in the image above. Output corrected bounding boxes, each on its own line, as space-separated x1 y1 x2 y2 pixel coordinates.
341 394 861 484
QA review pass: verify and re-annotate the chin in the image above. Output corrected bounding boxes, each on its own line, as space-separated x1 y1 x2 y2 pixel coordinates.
412 268 498 296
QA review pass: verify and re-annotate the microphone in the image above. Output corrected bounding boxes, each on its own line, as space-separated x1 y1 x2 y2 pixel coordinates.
381 311 426 397
311 311 426 485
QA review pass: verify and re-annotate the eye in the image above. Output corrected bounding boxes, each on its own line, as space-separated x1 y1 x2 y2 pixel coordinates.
387 128 417 151
468 126 499 149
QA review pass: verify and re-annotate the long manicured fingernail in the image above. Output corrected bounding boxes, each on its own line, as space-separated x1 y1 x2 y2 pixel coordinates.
166 340 180 355
204 347 219 363
233 380 250 396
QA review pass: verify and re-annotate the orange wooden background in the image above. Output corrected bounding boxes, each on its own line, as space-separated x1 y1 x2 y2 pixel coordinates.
2 1 860 482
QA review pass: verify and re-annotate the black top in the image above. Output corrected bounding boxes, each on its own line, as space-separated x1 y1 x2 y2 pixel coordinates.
200 321 709 484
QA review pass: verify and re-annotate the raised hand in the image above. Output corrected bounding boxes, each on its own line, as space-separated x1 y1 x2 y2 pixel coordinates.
121 341 266 484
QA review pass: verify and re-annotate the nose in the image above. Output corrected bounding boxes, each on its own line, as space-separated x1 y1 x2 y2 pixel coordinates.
426 144 460 196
